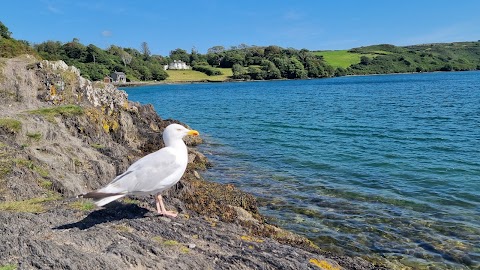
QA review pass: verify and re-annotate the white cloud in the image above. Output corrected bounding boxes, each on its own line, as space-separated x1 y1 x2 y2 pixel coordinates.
102 30 112 37
42 0 63 14
47 4 62 14
283 10 304 21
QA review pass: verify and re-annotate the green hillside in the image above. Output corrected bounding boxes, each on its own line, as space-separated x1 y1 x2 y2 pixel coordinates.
313 50 390 68
316 43 480 75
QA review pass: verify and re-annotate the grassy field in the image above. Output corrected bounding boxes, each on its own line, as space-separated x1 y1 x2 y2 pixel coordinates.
165 68 232 82
313 50 379 68
313 50 364 68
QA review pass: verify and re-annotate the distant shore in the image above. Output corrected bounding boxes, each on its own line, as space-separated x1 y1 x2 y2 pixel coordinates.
117 69 480 88
116 79 231 88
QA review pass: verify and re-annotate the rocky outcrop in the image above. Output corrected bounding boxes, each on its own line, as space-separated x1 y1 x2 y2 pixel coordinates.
0 56 385 270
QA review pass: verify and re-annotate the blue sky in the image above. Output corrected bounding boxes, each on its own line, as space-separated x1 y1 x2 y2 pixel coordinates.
2 1 479 55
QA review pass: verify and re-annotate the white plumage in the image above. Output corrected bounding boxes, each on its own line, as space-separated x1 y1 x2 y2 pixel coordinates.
80 123 199 217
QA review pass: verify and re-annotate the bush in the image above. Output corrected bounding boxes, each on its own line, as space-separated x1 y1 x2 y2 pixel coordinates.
232 64 249 79
192 65 222 76
247 66 265 80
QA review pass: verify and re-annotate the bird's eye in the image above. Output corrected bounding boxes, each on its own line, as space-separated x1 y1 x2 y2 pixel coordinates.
177 128 182 131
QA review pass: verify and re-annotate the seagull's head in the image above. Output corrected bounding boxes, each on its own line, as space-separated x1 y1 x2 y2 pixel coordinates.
163 123 199 146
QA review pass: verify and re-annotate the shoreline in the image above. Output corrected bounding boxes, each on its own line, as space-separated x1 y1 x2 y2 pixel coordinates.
117 69 479 88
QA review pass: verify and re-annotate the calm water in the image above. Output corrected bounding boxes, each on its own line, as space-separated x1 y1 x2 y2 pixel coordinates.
123 72 480 269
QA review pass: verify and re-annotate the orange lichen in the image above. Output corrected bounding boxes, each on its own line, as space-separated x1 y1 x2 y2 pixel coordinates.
49 84 57 96
102 120 110 133
309 258 341 270
240 235 264 243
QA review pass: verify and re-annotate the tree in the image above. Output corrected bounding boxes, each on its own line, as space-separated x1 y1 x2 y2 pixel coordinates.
169 48 190 63
35 41 64 60
207 45 225 54
220 51 245 68
0 21 12 39
120 50 132 67
86 44 110 64
261 60 281 79
289 57 308 79
141 42 151 58
206 53 223 66
232 63 248 79
264 45 282 59
247 66 265 80
63 41 87 61
334 67 347 77
360 56 371 65
272 56 307 79
151 66 169 80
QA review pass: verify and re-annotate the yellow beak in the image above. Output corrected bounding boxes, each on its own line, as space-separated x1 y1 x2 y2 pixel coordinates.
188 130 199 136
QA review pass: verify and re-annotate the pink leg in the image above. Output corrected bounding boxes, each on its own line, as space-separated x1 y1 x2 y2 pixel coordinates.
155 194 177 217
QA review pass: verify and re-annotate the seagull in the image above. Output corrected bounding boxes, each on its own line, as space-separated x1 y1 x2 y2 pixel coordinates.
80 123 199 217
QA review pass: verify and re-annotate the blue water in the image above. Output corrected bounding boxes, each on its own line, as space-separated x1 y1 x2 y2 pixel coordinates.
123 72 480 269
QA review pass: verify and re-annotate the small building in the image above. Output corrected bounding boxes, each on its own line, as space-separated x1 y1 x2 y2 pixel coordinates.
103 76 112 83
110 71 126 83
164 60 190 70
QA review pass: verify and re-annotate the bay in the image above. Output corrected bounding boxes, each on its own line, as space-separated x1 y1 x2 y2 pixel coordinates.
123 71 480 269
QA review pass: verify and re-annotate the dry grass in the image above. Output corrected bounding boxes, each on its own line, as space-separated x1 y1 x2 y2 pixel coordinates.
165 68 232 82
0 196 59 213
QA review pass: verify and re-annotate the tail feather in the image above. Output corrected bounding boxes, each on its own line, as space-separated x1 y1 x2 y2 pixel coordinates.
78 191 127 207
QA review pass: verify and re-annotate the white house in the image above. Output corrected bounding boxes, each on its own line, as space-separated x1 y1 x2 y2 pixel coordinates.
164 60 190 70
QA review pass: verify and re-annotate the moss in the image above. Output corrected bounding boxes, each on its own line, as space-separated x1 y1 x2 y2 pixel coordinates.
0 156 12 178
69 200 95 211
122 198 140 205
73 158 82 167
179 246 190 254
14 159 49 177
39 179 53 189
26 132 42 141
0 118 22 133
163 240 179 246
240 235 264 243
0 264 17 270
113 224 133 233
153 236 180 246
0 196 60 213
0 144 13 179
90 143 105 149
28 105 84 121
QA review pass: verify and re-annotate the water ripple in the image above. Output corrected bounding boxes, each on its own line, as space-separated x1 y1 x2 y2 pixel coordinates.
125 71 480 269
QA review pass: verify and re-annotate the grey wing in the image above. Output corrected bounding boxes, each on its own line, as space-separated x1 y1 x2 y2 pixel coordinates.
103 148 180 194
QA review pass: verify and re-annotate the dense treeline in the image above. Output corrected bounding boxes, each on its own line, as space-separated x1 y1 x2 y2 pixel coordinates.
1 20 480 82
203 45 335 80
34 40 170 82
